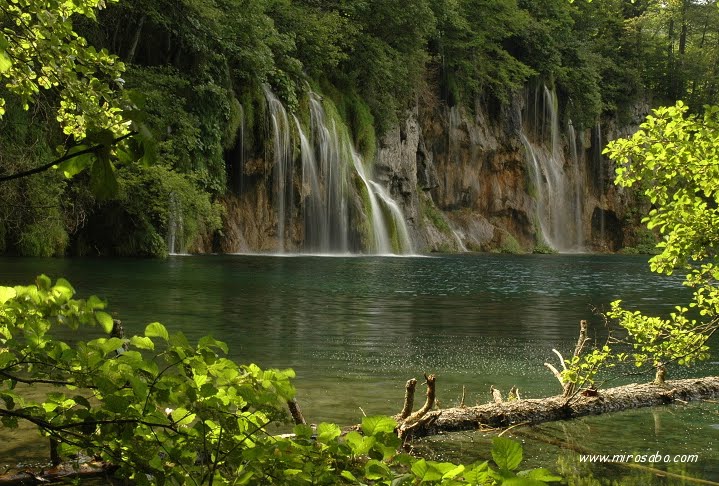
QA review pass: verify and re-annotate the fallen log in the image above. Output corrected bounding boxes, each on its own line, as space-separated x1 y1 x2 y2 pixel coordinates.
400 376 719 440
0 460 118 485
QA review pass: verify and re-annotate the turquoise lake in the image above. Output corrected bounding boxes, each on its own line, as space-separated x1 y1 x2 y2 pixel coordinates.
1 254 717 484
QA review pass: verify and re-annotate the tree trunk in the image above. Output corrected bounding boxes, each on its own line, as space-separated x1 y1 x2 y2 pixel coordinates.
399 376 719 440
126 15 146 64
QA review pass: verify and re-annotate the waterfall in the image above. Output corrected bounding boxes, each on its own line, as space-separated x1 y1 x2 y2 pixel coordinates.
521 85 584 252
264 87 293 252
568 121 584 249
236 103 245 194
264 88 412 254
593 123 605 246
308 95 351 252
167 192 184 255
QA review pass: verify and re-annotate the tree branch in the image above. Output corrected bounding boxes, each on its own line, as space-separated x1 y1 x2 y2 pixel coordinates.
0 132 136 183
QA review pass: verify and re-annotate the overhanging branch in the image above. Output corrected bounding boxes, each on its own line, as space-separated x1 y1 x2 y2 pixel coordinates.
0 132 136 183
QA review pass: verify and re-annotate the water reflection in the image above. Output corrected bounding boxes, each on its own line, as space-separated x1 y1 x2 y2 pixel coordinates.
0 253 712 480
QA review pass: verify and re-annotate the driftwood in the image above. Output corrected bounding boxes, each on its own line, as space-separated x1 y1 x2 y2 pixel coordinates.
398 376 719 440
0 460 118 485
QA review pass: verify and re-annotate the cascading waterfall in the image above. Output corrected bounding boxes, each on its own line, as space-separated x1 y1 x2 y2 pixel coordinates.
521 85 584 252
167 192 184 255
264 88 412 254
368 180 414 254
264 87 293 252
352 156 392 253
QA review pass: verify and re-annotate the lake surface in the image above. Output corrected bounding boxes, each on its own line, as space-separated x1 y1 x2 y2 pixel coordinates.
1 254 717 483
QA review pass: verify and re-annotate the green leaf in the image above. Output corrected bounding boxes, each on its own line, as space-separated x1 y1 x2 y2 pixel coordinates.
56 146 94 178
365 460 391 480
104 394 130 413
198 335 229 354
0 49 11 73
344 431 375 456
316 422 341 444
501 478 548 486
95 311 114 333
492 437 523 471
361 415 397 436
130 336 155 350
340 470 358 482
442 464 465 479
86 295 105 310
519 468 563 482
411 459 443 481
293 424 314 439
171 407 196 426
36 274 51 290
145 322 169 341
89 154 118 200
0 286 16 304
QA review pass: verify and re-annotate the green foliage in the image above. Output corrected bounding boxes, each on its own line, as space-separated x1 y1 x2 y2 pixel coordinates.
77 164 222 257
1 276 562 485
601 101 719 376
432 0 535 106
335 0 436 134
532 243 556 255
498 232 524 255
123 66 233 194
562 345 615 390
321 81 378 162
422 197 453 238
16 219 68 258
0 0 127 140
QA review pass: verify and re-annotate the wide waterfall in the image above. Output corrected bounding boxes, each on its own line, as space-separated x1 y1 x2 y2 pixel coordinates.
264 89 412 255
521 85 584 252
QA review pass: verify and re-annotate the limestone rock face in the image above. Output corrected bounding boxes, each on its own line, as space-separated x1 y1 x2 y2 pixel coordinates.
216 90 646 255
375 93 647 254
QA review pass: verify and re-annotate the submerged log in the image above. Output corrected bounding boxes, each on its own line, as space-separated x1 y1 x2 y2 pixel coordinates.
400 376 719 440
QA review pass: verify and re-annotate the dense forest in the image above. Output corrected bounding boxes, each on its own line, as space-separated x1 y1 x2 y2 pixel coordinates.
1 0 719 256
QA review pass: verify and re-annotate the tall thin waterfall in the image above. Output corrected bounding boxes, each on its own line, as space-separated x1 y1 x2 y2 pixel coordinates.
264 88 412 254
236 102 245 194
264 87 293 252
521 85 584 252
593 123 605 245
568 121 584 248
167 192 184 255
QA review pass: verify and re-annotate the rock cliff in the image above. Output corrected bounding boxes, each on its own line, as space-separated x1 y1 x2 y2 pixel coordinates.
217 87 647 254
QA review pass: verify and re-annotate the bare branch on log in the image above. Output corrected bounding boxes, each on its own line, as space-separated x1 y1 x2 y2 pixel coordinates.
404 374 435 425
399 378 417 420
544 362 564 387
563 320 589 398
573 320 589 359
552 349 567 371
490 386 503 404
397 375 438 442
655 363 667 386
